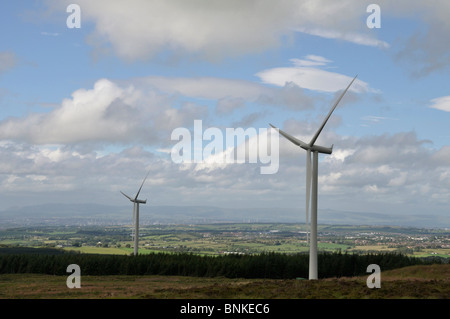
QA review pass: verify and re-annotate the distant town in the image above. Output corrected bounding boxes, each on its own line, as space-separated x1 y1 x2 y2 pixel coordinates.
1 223 448 259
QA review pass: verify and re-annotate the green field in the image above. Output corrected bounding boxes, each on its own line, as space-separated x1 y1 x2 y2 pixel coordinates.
1 223 448 258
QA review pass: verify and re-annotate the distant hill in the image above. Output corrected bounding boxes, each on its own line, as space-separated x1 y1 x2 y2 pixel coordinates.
0 203 448 228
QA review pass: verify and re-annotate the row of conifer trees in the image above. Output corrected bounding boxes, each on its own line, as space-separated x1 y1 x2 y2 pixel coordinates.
0 250 439 279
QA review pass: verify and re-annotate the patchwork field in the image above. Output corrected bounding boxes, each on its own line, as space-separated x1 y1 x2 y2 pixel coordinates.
1 223 448 258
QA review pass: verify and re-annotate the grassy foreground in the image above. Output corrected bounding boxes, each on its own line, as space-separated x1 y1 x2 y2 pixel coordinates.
0 264 448 299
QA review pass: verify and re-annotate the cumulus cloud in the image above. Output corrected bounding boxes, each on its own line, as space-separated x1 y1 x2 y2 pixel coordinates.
0 78 206 146
46 0 300 62
1 119 449 215
0 141 158 203
316 131 440 204
0 72 321 150
0 79 144 144
40 0 450 77
44 0 390 62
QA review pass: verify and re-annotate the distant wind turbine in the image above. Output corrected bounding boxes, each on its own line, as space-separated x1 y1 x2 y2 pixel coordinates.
270 75 357 280
120 171 150 256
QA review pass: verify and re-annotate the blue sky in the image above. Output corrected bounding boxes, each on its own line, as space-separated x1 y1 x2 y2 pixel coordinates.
0 1 449 226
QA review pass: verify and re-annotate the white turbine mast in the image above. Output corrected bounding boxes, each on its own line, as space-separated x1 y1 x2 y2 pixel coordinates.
120 171 150 256
270 75 357 280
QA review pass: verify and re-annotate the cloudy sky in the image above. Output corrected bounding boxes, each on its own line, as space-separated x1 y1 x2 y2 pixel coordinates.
1 1 449 226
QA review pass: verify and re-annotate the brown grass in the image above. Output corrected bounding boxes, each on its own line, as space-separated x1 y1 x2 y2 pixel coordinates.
0 264 448 299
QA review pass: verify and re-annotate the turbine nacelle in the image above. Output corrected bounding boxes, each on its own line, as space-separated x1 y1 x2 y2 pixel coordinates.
269 124 333 154
307 144 333 155
120 170 150 204
120 191 147 204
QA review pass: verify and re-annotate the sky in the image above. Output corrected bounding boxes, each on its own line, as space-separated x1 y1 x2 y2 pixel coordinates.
0 0 449 226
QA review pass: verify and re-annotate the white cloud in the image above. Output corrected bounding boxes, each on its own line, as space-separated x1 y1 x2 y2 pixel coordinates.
46 0 301 62
45 0 391 62
295 26 390 49
0 79 139 144
388 172 408 187
1 124 449 216
256 56 371 93
290 55 332 67
429 96 450 112
328 148 356 162
272 124 446 204
0 73 317 148
0 78 206 145
40 0 449 77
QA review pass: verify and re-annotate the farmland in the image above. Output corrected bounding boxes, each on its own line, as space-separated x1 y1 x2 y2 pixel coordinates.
0 223 448 258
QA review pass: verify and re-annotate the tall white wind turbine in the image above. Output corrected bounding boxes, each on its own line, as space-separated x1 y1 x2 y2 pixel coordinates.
120 171 150 256
270 75 357 280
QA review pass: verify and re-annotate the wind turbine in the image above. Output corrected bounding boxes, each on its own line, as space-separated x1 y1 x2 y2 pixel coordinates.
270 75 357 280
120 171 150 256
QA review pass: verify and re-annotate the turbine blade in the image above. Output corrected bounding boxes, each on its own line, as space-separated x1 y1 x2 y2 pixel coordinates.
269 124 309 148
120 191 133 201
309 75 357 147
135 170 150 201
306 150 312 244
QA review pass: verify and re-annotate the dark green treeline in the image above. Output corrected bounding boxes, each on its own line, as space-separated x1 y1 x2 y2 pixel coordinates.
0 250 440 279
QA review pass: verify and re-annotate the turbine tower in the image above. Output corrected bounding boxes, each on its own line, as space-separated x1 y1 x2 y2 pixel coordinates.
120 171 150 256
270 75 357 280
